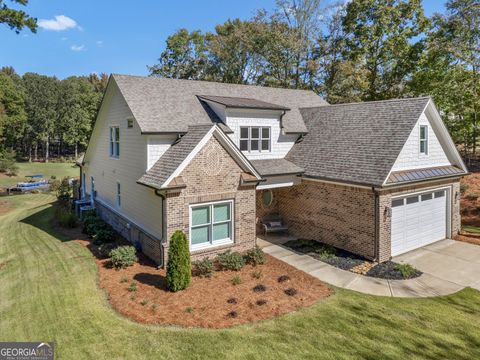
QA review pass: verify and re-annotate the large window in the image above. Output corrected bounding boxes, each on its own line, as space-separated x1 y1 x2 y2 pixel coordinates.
420 125 428 154
110 126 120 158
190 201 233 250
239 127 270 152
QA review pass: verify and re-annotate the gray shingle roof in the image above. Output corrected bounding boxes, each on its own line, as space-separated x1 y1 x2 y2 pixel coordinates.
112 74 327 134
251 159 304 176
287 97 432 187
198 95 290 111
137 125 213 189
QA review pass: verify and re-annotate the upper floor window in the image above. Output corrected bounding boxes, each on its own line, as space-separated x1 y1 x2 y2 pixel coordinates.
127 118 134 128
239 126 270 152
110 126 120 158
420 125 428 154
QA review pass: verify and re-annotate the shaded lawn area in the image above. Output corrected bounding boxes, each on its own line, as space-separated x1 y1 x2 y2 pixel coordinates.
0 162 78 187
1 194 480 359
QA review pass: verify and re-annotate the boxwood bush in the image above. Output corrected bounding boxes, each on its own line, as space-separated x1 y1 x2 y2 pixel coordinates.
216 250 245 271
166 230 191 292
243 247 266 266
109 246 137 269
192 258 214 278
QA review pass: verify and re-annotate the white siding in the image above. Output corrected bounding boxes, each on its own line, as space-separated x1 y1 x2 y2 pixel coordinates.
147 135 176 170
83 83 163 239
203 100 227 122
225 109 298 160
392 111 451 171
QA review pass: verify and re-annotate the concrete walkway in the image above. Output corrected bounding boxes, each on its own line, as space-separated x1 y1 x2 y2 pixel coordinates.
261 239 477 297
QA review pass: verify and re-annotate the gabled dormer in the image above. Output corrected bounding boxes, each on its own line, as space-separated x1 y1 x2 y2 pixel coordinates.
197 95 299 161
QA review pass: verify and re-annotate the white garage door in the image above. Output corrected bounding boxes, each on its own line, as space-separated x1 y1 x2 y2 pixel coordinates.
391 188 448 256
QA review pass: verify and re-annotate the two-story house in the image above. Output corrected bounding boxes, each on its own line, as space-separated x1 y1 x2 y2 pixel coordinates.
78 74 467 266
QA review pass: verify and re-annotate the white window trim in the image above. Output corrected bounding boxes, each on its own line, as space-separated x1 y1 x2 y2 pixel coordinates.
239 126 271 153
419 125 428 155
189 199 234 251
109 126 120 158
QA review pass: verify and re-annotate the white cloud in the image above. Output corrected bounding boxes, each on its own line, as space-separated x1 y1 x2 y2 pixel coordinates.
38 15 79 31
71 44 86 52
96 40 103 47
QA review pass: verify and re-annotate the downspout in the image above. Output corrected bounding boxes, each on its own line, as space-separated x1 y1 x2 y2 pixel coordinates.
154 189 167 268
373 187 379 263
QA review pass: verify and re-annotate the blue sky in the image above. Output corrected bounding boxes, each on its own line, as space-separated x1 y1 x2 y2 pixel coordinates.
0 0 445 79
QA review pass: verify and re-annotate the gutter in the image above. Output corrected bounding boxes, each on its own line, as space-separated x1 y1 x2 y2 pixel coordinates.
153 189 167 268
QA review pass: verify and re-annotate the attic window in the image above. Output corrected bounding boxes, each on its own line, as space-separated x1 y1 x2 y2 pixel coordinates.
127 118 134 128
420 125 428 154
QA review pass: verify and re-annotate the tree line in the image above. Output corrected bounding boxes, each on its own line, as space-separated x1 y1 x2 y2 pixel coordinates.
0 68 107 162
149 0 479 158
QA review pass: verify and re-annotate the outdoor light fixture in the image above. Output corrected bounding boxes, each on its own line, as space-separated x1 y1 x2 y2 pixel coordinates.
384 206 391 218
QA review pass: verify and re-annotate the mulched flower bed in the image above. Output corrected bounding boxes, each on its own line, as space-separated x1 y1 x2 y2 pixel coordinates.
283 239 422 280
72 237 331 329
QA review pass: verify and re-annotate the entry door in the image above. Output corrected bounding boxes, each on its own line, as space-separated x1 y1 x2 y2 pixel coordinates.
391 189 448 256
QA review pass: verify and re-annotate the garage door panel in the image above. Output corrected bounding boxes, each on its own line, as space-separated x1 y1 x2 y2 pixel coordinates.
391 188 448 257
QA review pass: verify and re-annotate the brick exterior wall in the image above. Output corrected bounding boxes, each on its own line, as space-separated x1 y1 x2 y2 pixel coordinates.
163 136 257 265
378 179 462 261
259 178 462 263
273 180 378 260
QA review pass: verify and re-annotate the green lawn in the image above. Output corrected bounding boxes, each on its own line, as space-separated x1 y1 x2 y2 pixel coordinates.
1 194 480 359
0 162 79 187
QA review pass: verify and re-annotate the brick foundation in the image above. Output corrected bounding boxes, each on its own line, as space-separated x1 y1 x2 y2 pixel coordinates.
95 200 163 265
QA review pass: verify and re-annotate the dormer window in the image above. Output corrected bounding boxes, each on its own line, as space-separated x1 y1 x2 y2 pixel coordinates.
420 125 428 154
240 126 270 152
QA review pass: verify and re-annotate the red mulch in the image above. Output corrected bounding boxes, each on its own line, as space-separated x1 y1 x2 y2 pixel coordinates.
59 223 331 329
461 173 480 226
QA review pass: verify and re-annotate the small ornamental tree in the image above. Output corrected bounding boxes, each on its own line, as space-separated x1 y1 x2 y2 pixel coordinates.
166 230 191 292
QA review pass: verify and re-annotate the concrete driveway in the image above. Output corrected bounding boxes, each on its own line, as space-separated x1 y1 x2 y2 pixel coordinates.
393 239 480 291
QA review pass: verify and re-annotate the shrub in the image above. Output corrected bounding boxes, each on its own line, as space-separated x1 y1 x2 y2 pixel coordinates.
185 306 194 313
192 258 214 278
55 177 73 206
166 230 191 292
256 299 267 306
277 275 290 283
151 304 157 313
109 246 137 269
253 284 266 293
227 310 238 318
252 270 263 279
93 226 115 244
227 297 237 304
120 277 129 283
315 244 336 259
98 243 117 258
460 183 469 194
467 192 478 201
284 288 298 296
0 150 17 175
140 299 149 306
394 263 418 279
216 250 245 271
243 247 266 266
231 276 242 285
128 281 137 292
58 211 77 228
82 212 101 236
